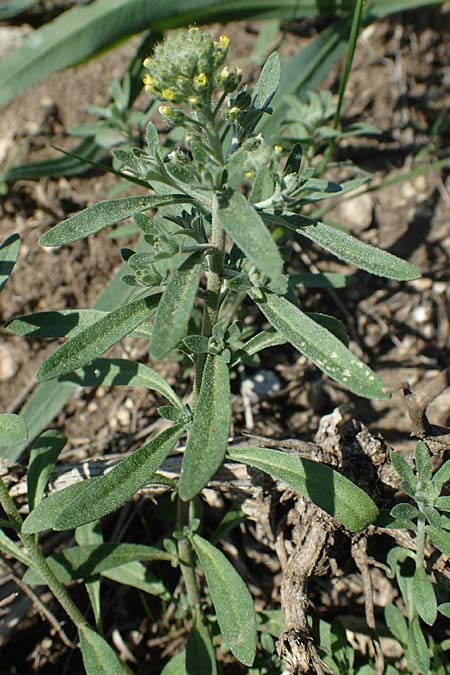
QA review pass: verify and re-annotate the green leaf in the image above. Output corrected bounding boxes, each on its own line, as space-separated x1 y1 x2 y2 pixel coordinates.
433 459 450 492
250 290 387 399
178 354 231 501
150 252 203 360
308 312 348 346
228 446 378 532
0 530 31 567
78 624 123 675
415 441 432 482
23 543 170 584
0 413 27 448
436 496 450 512
389 451 416 497
186 615 217 675
217 192 283 280
438 603 450 619
59 358 182 408
427 526 450 558
390 503 419 522
412 567 437 626
161 652 186 675
238 328 285 359
253 51 281 109
39 194 189 246
0 233 20 292
76 521 103 631
36 294 161 382
6 309 153 340
22 423 183 532
408 616 430 674
27 430 67 510
102 561 166 596
289 272 355 288
384 604 408 645
191 534 256 667
281 214 420 280
146 121 160 158
0 0 39 20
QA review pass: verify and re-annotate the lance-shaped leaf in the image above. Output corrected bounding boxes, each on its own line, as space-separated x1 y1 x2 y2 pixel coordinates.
23 423 183 532
186 615 218 675
289 272 355 288
412 567 437 626
281 213 420 280
23 543 170 585
217 192 283 280
78 624 123 675
253 52 281 109
27 430 67 510
150 252 203 360
0 530 31 567
102 562 167 596
0 233 20 292
39 194 190 246
59 358 182 408
228 446 379 532
250 290 387 399
6 309 153 340
178 354 231 501
191 534 256 666
36 294 160 382
0 413 27 447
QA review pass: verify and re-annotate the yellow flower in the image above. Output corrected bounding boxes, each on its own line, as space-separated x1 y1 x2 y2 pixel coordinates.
219 35 230 49
195 73 208 87
143 57 151 68
189 96 200 106
244 171 255 179
159 106 170 116
143 74 157 92
161 89 176 101
274 145 283 154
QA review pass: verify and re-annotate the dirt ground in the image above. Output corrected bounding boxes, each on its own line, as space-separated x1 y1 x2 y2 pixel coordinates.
0 4 450 673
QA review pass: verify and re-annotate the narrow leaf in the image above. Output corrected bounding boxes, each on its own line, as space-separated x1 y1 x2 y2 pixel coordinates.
427 526 450 558
250 291 387 399
389 451 416 497
217 192 283 280
150 252 203 360
384 604 408 645
408 616 430 674
253 51 281 109
36 294 160 382
433 459 450 492
228 446 378 531
78 624 123 675
412 567 437 625
102 561 166 596
186 615 217 675
161 652 186 675
289 272 355 288
59 358 182 408
282 213 420 280
27 430 66 510
0 413 27 447
0 233 20 292
39 194 189 246
191 534 256 667
0 530 31 567
23 423 183 532
23 543 170 584
178 354 230 501
6 309 153 340
415 441 432 482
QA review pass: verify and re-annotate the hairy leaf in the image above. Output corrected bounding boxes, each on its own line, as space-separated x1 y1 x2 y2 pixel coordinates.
412 567 437 625
150 252 203 360
102 561 166 596
0 413 27 448
228 446 378 531
281 214 420 280
253 51 281 109
36 294 160 382
78 624 123 675
23 424 183 532
384 604 408 645
27 430 67 510
186 616 217 675
178 354 231 501
60 358 182 408
0 233 20 292
39 194 189 246
217 192 283 280
250 291 387 399
192 534 256 666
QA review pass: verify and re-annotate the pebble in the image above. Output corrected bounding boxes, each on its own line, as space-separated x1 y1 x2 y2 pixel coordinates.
0 343 18 381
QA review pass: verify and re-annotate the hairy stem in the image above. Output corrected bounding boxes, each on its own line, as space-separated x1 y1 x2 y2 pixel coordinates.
415 507 426 571
177 499 200 611
0 477 87 628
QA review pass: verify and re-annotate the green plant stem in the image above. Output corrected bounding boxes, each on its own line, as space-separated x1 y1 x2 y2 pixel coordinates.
176 499 200 611
0 476 87 628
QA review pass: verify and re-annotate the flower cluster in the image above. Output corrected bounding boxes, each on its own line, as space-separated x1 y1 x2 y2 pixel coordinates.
142 28 240 111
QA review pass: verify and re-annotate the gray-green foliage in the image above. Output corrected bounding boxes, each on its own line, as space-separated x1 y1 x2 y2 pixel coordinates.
0 24 437 675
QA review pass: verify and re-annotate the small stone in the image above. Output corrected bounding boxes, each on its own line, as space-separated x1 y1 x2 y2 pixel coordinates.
0 343 18 381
